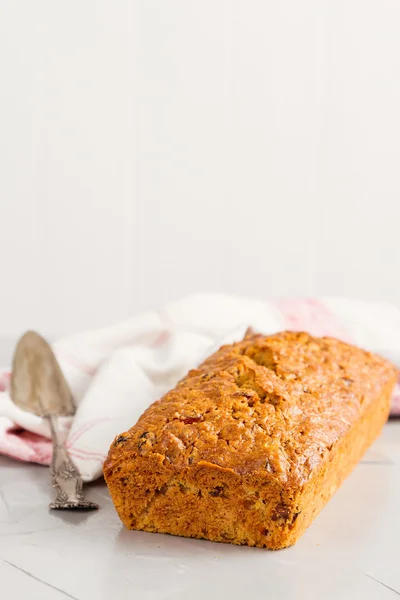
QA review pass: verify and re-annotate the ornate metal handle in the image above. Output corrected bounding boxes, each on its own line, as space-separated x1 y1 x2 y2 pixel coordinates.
47 416 98 510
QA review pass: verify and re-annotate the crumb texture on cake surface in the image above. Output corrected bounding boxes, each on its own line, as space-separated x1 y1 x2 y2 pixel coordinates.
104 331 397 549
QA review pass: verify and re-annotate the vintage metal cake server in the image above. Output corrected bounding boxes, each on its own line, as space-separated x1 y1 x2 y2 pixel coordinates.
10 331 98 510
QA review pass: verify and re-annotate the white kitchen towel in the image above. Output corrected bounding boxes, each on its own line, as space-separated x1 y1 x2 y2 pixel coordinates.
0 294 399 481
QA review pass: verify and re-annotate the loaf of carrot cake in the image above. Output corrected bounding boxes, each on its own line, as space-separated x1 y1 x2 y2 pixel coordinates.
104 331 397 549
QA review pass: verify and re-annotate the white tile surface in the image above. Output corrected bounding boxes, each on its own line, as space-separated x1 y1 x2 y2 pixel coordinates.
1 423 400 599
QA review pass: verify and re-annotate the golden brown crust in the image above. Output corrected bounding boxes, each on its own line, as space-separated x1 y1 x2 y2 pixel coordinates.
104 331 398 549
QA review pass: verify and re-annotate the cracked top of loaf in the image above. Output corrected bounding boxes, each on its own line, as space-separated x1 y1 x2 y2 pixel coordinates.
106 331 397 487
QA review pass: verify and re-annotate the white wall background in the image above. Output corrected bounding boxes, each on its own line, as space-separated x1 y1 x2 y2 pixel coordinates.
1 0 400 348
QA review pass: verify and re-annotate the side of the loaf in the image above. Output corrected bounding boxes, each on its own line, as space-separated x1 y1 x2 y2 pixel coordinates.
104 331 397 549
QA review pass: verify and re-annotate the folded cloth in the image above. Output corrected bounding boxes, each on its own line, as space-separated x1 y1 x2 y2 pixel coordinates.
0 294 399 482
